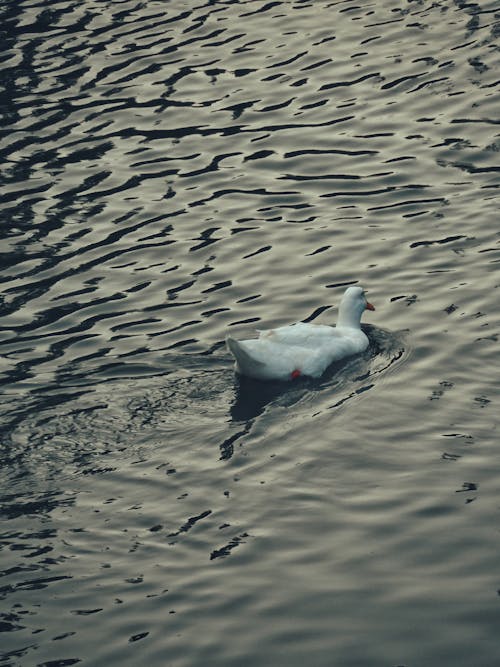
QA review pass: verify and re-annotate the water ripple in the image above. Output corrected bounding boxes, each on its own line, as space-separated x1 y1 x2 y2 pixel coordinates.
1 0 500 665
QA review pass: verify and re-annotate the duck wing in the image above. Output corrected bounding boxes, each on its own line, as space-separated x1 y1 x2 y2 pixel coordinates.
227 335 334 381
258 322 341 347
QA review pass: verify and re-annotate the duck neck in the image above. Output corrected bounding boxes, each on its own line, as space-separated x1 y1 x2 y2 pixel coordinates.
337 305 362 330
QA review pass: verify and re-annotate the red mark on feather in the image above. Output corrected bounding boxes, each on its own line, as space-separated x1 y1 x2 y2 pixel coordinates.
291 369 301 380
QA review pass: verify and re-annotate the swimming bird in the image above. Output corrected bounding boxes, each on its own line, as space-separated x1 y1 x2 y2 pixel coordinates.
226 285 375 381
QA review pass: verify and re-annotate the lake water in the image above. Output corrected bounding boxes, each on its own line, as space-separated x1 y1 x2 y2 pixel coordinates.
1 1 499 665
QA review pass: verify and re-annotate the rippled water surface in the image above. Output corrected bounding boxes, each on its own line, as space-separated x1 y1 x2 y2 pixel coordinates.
1 0 500 665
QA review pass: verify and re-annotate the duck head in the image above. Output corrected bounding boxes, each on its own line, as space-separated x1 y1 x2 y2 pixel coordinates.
337 286 375 328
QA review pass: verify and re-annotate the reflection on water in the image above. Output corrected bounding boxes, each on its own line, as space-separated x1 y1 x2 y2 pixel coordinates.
1 0 499 665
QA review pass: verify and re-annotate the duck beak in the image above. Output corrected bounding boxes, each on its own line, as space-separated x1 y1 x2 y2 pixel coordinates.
366 301 375 311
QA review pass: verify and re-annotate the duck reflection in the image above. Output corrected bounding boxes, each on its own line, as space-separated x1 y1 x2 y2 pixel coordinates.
229 374 306 423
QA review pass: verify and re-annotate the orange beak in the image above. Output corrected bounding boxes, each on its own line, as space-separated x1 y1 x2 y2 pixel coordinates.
366 301 375 311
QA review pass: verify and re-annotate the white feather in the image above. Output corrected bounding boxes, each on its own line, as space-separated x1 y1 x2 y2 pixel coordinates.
226 286 375 381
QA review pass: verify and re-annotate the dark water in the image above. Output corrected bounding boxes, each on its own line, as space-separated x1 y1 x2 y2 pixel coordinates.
1 0 499 665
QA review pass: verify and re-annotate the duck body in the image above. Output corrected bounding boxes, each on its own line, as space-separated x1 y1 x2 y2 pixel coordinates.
226 286 375 381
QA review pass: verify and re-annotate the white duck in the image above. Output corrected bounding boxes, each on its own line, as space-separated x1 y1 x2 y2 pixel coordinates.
226 285 375 381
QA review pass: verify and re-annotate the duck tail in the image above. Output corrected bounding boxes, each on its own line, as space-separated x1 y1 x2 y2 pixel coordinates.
226 336 266 377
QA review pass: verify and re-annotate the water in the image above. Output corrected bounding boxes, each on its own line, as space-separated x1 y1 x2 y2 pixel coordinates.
1 0 499 665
